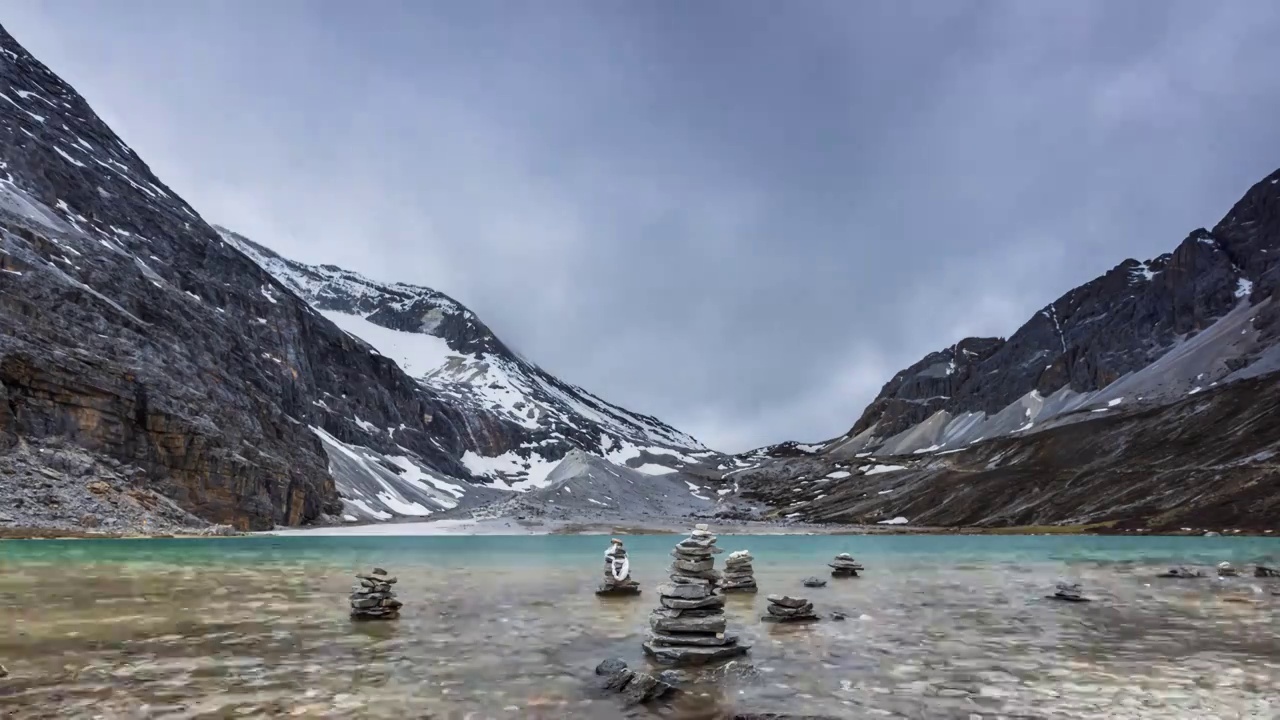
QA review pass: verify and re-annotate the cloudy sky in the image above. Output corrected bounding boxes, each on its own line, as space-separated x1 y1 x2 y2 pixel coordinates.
6 1 1280 452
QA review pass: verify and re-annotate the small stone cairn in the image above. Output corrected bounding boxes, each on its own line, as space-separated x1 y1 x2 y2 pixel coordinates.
761 594 819 623
597 538 641 596
350 567 402 620
1218 562 1240 577
829 553 864 578
642 524 750 666
1049 581 1090 602
719 550 757 593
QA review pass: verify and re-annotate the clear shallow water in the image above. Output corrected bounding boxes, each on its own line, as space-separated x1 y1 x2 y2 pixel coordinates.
2 534 1279 719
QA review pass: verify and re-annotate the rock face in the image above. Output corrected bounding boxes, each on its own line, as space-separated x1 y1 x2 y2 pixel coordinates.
725 364 1280 531
0 24 704 531
642 524 750 666
350 568 402 620
596 538 641 596
837 168 1280 456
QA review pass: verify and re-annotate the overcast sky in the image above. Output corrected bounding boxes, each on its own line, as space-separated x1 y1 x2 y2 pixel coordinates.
6 1 1280 452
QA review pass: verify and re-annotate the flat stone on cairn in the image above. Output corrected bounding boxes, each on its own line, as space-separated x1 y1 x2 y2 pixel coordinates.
350 567 402 620
829 553 864 578
762 594 819 623
642 524 750 666
597 538 641 596
720 550 758 593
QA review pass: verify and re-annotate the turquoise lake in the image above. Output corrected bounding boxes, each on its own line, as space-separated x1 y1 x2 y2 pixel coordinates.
2 533 1278 718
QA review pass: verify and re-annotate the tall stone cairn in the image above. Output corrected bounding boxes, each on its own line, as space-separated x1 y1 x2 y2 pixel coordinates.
596 538 642 596
829 552 864 578
350 567 403 620
719 550 758 593
642 524 750 666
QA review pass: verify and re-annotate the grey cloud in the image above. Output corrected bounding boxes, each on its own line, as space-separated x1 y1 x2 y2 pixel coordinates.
5 0 1280 451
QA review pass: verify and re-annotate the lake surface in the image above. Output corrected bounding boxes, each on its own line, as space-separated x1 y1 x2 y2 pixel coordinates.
2 533 1279 719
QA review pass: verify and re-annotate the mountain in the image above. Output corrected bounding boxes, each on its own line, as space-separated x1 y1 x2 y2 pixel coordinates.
713 168 1280 531
0 24 704 533
834 168 1280 457
216 228 711 488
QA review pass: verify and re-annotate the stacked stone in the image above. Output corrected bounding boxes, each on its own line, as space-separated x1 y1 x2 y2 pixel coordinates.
1218 562 1240 577
829 553 864 577
761 594 819 623
596 538 641 596
719 550 757 593
350 567 403 620
1049 581 1089 603
642 524 750 666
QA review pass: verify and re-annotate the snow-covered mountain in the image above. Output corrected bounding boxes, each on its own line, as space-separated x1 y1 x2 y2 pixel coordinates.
0 23 709 530
216 228 713 498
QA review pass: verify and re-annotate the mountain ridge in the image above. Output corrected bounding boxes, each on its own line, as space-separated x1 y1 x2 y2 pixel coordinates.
837 168 1280 457
0 23 705 531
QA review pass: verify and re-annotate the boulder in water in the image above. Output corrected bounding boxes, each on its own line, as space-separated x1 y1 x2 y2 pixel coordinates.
802 576 827 588
1156 566 1205 579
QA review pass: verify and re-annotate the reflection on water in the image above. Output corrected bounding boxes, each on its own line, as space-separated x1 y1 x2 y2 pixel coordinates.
1 535 1278 718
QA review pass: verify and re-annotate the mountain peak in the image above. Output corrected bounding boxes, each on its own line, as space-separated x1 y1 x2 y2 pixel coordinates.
842 166 1280 456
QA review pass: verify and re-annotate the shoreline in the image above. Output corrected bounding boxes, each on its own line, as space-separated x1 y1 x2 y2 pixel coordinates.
5 517 1276 540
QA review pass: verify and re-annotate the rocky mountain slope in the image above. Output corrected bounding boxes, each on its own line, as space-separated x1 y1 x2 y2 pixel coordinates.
0 24 706 532
708 168 1280 531
217 229 709 488
834 168 1280 457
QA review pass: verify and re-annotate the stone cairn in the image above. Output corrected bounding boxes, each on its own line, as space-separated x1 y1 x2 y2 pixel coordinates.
761 594 819 624
1049 581 1090 603
350 567 402 620
1218 562 1240 577
596 538 641 596
642 524 750 666
719 550 757 593
829 553 864 578
1254 565 1279 578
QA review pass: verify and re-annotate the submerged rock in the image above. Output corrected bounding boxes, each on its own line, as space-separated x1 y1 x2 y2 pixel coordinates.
595 658 628 676
1157 566 1205 579
802 576 827 588
1254 565 1280 578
